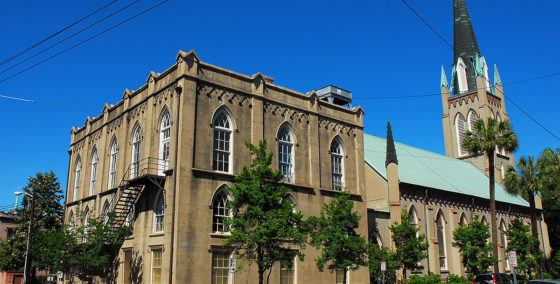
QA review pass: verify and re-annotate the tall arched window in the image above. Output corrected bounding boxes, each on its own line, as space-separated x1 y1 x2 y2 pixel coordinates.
68 211 75 231
131 124 142 178
278 124 294 183
153 190 165 233
500 221 508 269
330 137 344 191
456 58 468 93
467 110 478 132
83 206 90 242
436 211 447 270
212 188 231 234
455 113 467 156
159 109 171 174
102 200 110 225
108 138 118 189
212 109 233 173
89 147 98 196
73 157 82 201
496 113 505 155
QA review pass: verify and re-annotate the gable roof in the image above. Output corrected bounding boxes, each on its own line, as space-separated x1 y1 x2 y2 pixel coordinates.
364 133 528 207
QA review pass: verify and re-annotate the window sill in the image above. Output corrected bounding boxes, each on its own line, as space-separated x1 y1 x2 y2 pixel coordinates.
210 233 230 238
440 269 449 273
125 236 135 240
319 188 362 199
192 168 235 179
150 233 164 237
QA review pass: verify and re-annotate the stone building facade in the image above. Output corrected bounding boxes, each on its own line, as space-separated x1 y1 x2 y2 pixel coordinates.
64 50 369 283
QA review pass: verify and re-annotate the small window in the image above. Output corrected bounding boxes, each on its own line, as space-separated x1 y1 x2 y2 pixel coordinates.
89 147 98 196
74 157 82 201
280 255 296 284
151 249 162 284
436 212 447 270
123 250 132 284
83 207 90 242
153 190 164 233
211 249 231 284
278 125 294 183
212 109 233 173
456 58 468 93
501 162 505 180
336 269 345 284
212 189 231 234
108 138 118 189
330 137 345 191
102 200 110 225
159 109 171 174
68 211 75 231
467 110 478 133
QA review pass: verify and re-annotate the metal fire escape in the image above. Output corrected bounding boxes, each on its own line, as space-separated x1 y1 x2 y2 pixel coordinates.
109 157 167 231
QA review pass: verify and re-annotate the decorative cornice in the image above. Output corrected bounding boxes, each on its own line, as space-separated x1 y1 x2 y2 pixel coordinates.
106 117 123 134
264 101 309 125
128 101 148 121
318 117 356 136
153 83 177 106
448 92 478 108
197 83 250 107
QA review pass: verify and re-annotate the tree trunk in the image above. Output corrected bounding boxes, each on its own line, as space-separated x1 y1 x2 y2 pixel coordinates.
403 268 407 284
528 193 542 278
343 268 347 284
258 266 264 284
488 152 499 273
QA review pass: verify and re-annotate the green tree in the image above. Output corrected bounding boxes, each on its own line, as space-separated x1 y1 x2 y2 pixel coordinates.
62 211 128 284
539 148 560 277
463 118 518 272
0 172 65 281
452 216 496 278
368 243 398 284
389 210 428 284
506 219 541 279
309 192 367 284
224 140 308 284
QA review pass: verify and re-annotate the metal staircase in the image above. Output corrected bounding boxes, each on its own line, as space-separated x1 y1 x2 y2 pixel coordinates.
109 157 167 231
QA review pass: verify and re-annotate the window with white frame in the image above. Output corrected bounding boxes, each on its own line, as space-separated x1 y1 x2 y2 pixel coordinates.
159 109 171 174
74 157 81 201
68 211 75 231
456 58 468 93
211 249 231 284
83 207 90 242
212 189 231 234
280 254 296 284
151 248 162 284
153 190 164 233
500 221 509 270
108 138 118 189
102 200 110 225
330 138 344 191
131 125 142 178
436 212 447 270
89 147 98 196
212 110 232 173
455 113 467 156
278 125 294 183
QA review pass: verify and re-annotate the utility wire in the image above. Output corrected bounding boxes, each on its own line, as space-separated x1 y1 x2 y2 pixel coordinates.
0 0 169 84
0 0 140 76
400 0 560 142
0 0 119 67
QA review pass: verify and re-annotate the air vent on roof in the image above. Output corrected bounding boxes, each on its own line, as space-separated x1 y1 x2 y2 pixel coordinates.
315 85 352 107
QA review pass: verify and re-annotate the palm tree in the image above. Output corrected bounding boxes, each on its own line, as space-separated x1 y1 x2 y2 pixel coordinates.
463 118 518 273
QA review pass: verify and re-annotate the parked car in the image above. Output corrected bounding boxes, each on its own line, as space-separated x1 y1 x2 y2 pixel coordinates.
473 273 512 284
525 280 560 284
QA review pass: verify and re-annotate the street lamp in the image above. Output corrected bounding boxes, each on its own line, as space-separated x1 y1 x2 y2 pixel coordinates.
15 191 35 284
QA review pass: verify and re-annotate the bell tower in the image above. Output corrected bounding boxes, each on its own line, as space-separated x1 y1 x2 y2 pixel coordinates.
440 0 515 182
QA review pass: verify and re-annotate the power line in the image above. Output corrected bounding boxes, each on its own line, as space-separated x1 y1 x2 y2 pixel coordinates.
400 0 560 142
0 94 91 111
0 0 140 76
0 0 119 67
0 0 169 84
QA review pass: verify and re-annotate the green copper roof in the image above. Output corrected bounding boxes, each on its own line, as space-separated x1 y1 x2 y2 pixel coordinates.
494 64 502 86
364 133 528 207
441 65 449 88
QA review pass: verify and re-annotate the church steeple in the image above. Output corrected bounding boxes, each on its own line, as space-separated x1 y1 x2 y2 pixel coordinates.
453 0 481 95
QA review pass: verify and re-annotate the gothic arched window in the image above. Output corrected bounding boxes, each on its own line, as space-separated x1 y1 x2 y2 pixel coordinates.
455 113 467 156
73 157 81 201
159 109 171 174
467 109 478 132
131 124 142 178
212 109 233 173
153 190 164 233
212 188 231 234
278 124 294 183
108 137 118 189
436 211 447 270
102 200 110 225
330 137 345 191
89 146 98 196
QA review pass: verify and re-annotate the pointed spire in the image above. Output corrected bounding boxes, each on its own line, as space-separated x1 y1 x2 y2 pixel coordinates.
494 64 502 86
441 65 449 88
386 122 398 167
453 0 481 95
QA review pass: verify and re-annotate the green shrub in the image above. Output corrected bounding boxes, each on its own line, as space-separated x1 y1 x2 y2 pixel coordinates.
408 273 441 284
448 274 470 284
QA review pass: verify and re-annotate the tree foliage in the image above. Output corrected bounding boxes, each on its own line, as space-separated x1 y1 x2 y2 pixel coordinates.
506 219 541 279
452 216 496 278
62 211 128 284
538 148 560 277
224 140 308 284
309 192 367 284
463 117 519 273
368 243 398 284
389 210 428 283
0 172 65 275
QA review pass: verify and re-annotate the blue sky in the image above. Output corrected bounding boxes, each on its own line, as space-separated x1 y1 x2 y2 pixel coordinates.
0 0 558 207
